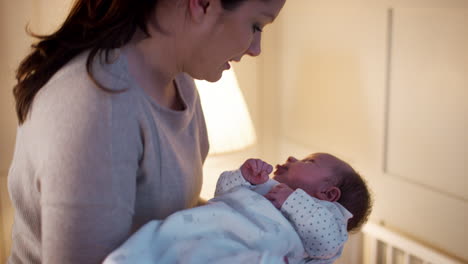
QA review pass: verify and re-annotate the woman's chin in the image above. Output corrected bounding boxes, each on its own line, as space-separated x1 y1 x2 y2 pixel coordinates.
203 72 224 83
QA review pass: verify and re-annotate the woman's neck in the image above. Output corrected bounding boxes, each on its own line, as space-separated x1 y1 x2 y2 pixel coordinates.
124 28 184 110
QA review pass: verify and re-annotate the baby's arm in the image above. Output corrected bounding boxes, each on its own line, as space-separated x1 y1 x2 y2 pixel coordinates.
280 189 348 259
215 159 273 197
214 170 250 197
264 183 294 208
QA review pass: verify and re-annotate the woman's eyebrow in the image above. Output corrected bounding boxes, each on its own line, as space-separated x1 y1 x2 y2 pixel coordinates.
261 12 276 22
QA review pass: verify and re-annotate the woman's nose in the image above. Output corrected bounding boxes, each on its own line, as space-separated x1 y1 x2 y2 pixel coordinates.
246 34 261 57
287 156 298 163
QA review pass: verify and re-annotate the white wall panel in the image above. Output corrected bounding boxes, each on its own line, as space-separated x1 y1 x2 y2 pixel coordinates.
279 4 388 173
387 8 468 200
273 1 468 261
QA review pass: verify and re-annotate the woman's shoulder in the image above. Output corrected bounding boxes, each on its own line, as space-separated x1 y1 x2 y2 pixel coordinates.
46 50 138 97
30 50 142 127
44 49 135 94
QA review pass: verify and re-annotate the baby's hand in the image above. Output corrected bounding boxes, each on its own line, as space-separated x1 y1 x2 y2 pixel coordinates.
264 184 294 209
240 158 273 185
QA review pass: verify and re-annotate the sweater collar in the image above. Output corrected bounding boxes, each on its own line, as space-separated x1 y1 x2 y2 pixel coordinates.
91 49 199 131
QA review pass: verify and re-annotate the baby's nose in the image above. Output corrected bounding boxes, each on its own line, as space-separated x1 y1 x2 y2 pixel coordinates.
287 156 298 163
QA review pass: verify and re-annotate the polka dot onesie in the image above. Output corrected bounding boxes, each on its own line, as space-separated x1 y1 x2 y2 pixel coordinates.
215 169 353 261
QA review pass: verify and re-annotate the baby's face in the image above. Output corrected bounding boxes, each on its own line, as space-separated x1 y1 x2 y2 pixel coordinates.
272 153 343 198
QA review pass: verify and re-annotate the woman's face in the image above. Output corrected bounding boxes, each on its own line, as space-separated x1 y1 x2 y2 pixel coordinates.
189 0 286 82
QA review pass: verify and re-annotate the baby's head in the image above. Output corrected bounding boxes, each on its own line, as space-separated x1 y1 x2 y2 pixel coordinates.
272 152 372 232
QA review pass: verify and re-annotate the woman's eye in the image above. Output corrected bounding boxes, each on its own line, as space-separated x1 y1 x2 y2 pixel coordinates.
252 24 263 33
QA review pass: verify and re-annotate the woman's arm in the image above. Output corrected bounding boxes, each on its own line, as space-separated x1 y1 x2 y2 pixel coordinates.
36 73 141 263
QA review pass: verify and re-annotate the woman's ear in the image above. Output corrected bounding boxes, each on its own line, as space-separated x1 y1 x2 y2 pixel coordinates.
188 0 211 22
317 186 341 202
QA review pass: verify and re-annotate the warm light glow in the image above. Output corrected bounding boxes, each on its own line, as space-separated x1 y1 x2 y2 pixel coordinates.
195 68 257 155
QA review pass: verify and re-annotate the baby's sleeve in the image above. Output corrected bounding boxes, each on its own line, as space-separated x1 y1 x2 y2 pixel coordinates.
280 189 349 260
214 169 252 197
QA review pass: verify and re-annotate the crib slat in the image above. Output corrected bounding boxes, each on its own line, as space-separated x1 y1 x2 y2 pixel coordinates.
403 253 410 264
362 223 465 264
369 237 378 264
386 244 393 264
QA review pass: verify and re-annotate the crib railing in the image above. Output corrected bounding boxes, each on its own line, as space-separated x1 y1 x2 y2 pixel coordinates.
361 222 465 264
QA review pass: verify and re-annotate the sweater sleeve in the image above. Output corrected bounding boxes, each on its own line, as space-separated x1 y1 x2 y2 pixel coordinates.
214 169 252 197
280 189 349 260
36 76 141 263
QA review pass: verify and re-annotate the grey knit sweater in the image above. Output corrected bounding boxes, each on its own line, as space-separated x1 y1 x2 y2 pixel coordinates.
7 50 209 263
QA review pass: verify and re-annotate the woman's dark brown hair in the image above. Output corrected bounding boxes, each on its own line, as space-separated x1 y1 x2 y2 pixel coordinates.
13 0 251 124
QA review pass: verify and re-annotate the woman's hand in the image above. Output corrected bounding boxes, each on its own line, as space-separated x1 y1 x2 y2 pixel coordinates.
240 158 273 185
264 183 294 209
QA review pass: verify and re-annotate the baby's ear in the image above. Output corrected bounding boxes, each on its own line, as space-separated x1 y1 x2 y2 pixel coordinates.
317 186 341 202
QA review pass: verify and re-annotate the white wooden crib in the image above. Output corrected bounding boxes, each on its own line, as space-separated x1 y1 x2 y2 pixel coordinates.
361 222 465 264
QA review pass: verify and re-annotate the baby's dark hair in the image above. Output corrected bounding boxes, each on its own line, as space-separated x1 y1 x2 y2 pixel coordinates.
333 166 372 233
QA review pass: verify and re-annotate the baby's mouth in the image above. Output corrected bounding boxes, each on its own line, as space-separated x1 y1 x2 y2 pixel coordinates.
274 164 288 175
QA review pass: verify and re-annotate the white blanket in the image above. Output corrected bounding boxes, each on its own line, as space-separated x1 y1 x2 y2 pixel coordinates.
104 187 309 264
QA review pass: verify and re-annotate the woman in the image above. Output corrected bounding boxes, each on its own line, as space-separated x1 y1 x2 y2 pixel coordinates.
7 0 285 263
